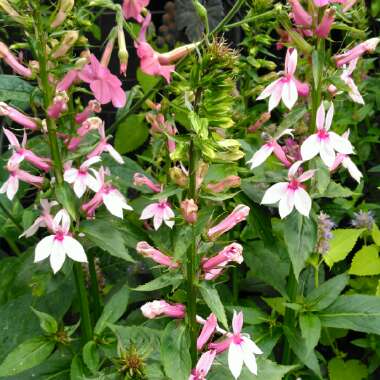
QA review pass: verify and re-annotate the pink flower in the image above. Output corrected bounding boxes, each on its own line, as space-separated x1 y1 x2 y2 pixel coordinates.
136 241 179 269
3 128 51 171
140 199 175 230
189 350 216 380
340 58 364 104
75 100 101 124
135 13 175 83
301 102 354 167
329 130 362 183
0 162 44 201
334 38 380 67
0 102 38 130
87 122 124 164
180 198 198 224
79 54 126 108
34 209 87 273
82 167 133 219
56 69 80 92
209 311 262 379
289 0 312 28
261 161 315 218
207 176 241 193
133 173 161 192
197 314 217 351
315 9 335 39
207 205 250 240
0 42 32 78
314 0 356 8
257 48 299 112
47 92 69 119
295 79 310 97
140 300 185 319
63 156 101 198
247 129 293 169
122 0 149 23
76 116 103 137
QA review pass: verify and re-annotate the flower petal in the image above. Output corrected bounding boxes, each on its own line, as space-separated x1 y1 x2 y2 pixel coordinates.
329 131 354 154
242 343 258 375
343 157 362 183
301 134 320 162
285 48 298 76
268 82 283 112
261 182 288 205
106 145 124 164
241 336 263 355
73 178 87 198
63 236 87 263
247 144 274 169
153 214 164 230
294 187 312 217
232 311 244 335
63 168 78 184
324 103 334 131
316 102 325 130
257 78 282 100
281 79 298 110
320 140 336 167
34 235 55 262
140 203 158 220
49 240 66 274
228 343 244 379
278 190 295 219
103 192 124 219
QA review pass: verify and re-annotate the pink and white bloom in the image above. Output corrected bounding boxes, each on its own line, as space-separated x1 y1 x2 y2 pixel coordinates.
257 48 298 112
63 156 101 198
0 102 38 130
330 131 362 183
3 128 51 171
209 311 262 379
122 0 149 23
87 123 124 164
34 209 87 274
47 92 69 119
301 102 354 167
75 100 102 124
140 199 175 230
133 172 161 192
340 58 364 104
79 54 126 108
82 167 133 219
247 129 293 169
197 314 217 351
261 161 315 218
136 241 179 269
20 199 57 238
207 205 250 240
0 162 44 201
189 350 216 380
141 300 185 319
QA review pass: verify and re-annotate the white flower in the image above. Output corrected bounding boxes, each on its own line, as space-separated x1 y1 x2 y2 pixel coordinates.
34 209 87 273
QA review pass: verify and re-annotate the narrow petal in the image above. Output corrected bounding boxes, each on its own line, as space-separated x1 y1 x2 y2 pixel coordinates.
278 191 295 219
268 82 283 112
63 236 87 263
261 182 288 205
298 169 316 182
316 102 325 130
247 144 274 169
153 214 164 230
106 145 124 164
300 134 320 162
347 78 364 104
34 235 55 262
63 168 78 183
7 176 19 200
232 311 244 335
282 80 298 110
325 103 334 131
73 179 87 198
329 132 354 154
288 160 303 179
228 343 244 379
294 188 312 217
84 174 100 193
242 343 258 375
320 140 336 167
285 48 298 76
103 193 124 219
256 78 282 100
140 203 159 220
3 128 20 148
50 240 66 274
343 157 362 183
241 336 263 355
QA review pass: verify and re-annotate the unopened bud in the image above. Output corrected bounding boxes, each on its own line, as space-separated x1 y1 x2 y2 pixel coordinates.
51 0 75 28
117 27 128 76
169 167 188 187
192 0 207 21
51 31 79 59
180 199 198 224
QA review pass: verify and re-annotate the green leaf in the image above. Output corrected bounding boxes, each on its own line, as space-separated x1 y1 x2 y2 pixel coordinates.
199 283 228 329
282 212 317 280
372 224 380 246
305 274 349 311
225 305 268 325
55 183 79 221
299 313 321 354
94 284 130 335
115 114 149 154
134 273 183 292
161 320 191 380
31 307 58 334
136 68 160 93
313 181 353 199
70 355 86 380
314 158 330 195
80 220 135 263
319 295 380 334
82 341 99 374
328 357 368 380
0 337 55 377
324 229 365 268
349 245 380 276
0 74 36 110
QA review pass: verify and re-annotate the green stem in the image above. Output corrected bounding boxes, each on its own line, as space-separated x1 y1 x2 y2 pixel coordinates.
224 9 276 30
187 140 198 366
88 251 102 322
73 263 93 342
5 236 22 256
211 0 247 36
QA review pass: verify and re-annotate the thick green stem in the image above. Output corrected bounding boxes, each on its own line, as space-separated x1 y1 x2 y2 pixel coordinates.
187 140 198 365
88 251 102 322
73 263 93 342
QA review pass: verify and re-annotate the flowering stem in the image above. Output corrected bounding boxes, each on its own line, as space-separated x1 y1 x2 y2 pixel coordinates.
88 251 102 321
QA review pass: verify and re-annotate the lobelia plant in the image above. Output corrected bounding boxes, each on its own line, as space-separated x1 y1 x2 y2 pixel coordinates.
0 0 380 379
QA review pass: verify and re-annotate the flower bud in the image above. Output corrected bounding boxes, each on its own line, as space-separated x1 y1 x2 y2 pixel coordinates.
51 0 75 28
118 27 129 76
0 42 32 78
192 0 207 22
51 31 79 59
169 167 188 187
180 199 198 224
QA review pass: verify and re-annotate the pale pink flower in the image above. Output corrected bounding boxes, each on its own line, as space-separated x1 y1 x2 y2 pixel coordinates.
207 176 241 193
122 0 149 23
47 92 69 119
63 156 101 198
82 167 133 219
0 102 38 130
0 42 32 78
334 38 380 67
207 205 250 240
247 129 293 169
56 69 81 92
180 198 198 224
315 9 335 39
330 130 362 183
0 162 44 201
209 311 262 379
261 161 315 218
257 48 298 112
34 209 87 274
197 314 217 351
295 79 310 97
289 0 312 28
79 54 126 108
75 100 101 124
87 122 124 164
3 128 51 171
301 102 354 167
133 173 161 192
189 350 216 380
20 199 57 238
136 241 179 269
340 58 364 104
141 300 185 319
140 199 175 230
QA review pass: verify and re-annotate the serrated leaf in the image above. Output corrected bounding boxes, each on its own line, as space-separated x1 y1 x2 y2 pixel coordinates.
324 229 365 268
299 314 321 354
328 357 367 380
349 245 380 276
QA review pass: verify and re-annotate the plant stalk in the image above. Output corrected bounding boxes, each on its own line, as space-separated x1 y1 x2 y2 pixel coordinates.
88 251 102 321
